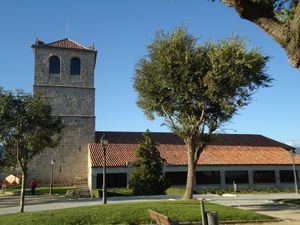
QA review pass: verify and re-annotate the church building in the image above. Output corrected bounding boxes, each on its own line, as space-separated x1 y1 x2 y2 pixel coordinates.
28 38 300 192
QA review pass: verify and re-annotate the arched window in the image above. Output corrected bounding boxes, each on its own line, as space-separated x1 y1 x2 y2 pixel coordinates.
70 57 81 75
49 56 60 74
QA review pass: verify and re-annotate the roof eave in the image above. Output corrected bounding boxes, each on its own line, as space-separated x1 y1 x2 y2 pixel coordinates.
31 44 97 52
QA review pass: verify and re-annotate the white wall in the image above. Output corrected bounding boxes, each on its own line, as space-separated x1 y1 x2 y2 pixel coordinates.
90 164 300 190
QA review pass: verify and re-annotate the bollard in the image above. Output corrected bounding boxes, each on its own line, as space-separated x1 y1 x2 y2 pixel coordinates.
233 181 238 192
206 211 219 225
199 199 208 225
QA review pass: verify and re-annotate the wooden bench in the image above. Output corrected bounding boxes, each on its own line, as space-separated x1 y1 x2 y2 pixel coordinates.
148 210 179 225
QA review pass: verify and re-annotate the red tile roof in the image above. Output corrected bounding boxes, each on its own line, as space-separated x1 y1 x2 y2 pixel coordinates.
32 38 95 51
89 132 299 167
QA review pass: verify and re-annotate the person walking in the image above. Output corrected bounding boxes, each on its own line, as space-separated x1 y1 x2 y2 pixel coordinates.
30 179 37 195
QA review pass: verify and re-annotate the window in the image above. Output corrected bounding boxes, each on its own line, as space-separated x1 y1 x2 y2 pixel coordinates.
70 57 81 75
225 171 249 184
196 171 220 184
280 170 298 183
165 172 187 185
96 173 127 188
253 170 276 183
49 56 60 74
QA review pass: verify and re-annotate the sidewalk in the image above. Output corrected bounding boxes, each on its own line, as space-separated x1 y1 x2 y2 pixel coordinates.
0 194 181 215
238 204 300 225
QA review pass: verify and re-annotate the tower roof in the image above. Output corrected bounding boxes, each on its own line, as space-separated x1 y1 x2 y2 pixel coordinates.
32 38 96 51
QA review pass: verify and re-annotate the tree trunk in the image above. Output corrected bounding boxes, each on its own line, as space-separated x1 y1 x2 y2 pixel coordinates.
20 170 26 213
183 142 197 199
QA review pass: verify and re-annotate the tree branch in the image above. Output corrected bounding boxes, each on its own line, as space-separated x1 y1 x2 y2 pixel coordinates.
195 109 205 129
292 1 300 30
2 147 16 158
162 107 177 130
222 0 289 47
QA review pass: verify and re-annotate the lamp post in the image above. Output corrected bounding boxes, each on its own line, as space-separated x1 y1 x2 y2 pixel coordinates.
101 135 109 204
289 149 298 194
49 159 56 195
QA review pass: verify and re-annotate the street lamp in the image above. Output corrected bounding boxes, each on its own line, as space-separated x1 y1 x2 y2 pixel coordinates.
101 135 109 204
289 149 298 194
49 159 56 195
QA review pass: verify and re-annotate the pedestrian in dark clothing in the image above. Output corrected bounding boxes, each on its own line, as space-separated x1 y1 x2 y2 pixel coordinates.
30 179 37 195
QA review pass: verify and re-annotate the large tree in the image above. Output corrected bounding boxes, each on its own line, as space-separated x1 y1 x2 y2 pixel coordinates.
218 0 300 69
134 28 271 199
0 88 63 212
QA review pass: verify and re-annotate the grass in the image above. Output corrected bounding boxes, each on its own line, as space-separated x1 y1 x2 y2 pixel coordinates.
205 188 297 195
165 187 185 195
2 186 78 196
90 186 297 198
0 200 274 225
91 187 186 198
91 188 133 198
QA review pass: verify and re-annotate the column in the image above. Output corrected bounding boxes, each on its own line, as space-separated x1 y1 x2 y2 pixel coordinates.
275 170 281 187
248 170 254 190
92 175 97 189
220 170 226 188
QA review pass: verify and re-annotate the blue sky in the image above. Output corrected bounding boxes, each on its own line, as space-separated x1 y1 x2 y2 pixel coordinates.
0 0 299 146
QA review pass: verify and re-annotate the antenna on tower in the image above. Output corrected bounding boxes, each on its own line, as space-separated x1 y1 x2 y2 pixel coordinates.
91 42 95 49
65 19 69 37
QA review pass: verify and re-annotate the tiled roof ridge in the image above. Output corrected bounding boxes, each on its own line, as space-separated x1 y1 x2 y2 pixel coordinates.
94 131 294 150
32 37 95 51
257 134 295 150
46 38 90 50
96 131 265 136
96 130 175 134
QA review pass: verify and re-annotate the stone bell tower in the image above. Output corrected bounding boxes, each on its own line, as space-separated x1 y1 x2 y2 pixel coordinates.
29 38 97 184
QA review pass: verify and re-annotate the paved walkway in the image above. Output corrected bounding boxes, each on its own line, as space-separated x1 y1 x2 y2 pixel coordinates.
197 193 300 206
238 204 300 225
0 194 182 215
202 193 300 225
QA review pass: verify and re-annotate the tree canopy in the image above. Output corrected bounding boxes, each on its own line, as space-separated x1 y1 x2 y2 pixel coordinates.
219 0 300 69
134 27 272 198
0 88 63 212
130 130 169 195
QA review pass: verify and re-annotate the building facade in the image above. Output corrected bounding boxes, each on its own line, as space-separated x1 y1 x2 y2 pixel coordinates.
29 39 96 184
27 38 300 192
89 132 300 190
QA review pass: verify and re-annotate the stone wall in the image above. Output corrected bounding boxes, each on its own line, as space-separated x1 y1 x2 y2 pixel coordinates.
28 44 96 185
33 47 95 88
34 86 95 116
29 116 95 184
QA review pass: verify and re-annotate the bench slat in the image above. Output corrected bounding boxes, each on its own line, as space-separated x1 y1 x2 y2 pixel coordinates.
148 209 172 225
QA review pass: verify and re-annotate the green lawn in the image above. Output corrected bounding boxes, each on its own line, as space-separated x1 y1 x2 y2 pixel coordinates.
4 185 296 198
91 187 186 198
91 188 132 198
0 200 274 225
91 186 297 198
2 186 78 196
